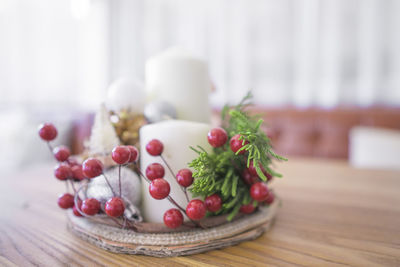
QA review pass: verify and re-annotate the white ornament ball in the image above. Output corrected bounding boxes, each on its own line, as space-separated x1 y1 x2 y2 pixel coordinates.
106 77 145 112
86 166 142 221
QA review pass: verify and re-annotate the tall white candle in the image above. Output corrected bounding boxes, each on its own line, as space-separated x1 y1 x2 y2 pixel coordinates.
140 120 211 223
145 47 211 123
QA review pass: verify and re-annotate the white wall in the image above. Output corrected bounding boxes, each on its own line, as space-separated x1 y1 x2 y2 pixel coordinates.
0 0 110 110
0 0 400 109
109 0 400 108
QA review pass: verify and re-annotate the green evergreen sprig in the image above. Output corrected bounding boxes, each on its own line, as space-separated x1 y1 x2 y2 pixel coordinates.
188 92 287 221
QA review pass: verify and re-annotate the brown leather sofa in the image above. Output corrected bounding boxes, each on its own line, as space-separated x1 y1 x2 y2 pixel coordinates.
253 107 400 158
71 107 400 159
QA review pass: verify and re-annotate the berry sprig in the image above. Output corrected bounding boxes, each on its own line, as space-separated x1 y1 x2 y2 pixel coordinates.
103 144 139 220
112 146 130 197
68 143 141 223
142 139 205 229
39 123 84 206
146 139 190 202
39 123 140 227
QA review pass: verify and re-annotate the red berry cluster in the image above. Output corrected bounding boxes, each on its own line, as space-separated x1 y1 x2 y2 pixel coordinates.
40 120 275 230
206 127 275 215
144 139 222 229
39 123 140 221
144 128 275 228
39 124 79 179
207 127 250 155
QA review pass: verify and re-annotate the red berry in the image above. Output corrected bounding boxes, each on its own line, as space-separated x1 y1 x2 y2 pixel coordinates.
149 178 170 199
72 199 83 217
82 158 103 178
71 164 86 180
53 146 70 162
207 127 228 148
146 139 163 156
104 197 125 217
67 158 79 166
73 205 82 217
38 123 57 141
186 199 206 220
111 146 131 164
127 145 139 162
57 193 74 209
54 164 72 180
146 163 165 180
241 169 260 185
81 198 101 216
72 205 82 217
230 134 249 155
205 194 222 212
248 160 272 180
163 208 184 229
240 203 256 214
250 182 269 202
176 169 193 187
248 160 261 176
264 191 275 205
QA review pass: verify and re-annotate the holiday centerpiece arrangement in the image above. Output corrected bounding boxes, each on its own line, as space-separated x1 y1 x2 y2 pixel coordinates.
38 48 287 257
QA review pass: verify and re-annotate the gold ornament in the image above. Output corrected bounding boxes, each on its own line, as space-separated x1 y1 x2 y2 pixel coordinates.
110 109 147 148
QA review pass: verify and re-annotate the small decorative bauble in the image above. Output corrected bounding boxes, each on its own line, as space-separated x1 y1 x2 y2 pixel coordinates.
86 166 142 221
111 111 146 147
144 100 177 123
106 78 145 113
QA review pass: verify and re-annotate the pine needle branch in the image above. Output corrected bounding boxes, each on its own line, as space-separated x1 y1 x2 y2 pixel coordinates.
188 91 287 221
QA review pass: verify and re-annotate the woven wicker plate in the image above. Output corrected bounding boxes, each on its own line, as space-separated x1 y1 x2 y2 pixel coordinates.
67 198 279 257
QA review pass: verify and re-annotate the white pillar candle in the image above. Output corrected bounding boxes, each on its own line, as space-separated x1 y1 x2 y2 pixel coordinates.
140 120 211 223
145 47 211 123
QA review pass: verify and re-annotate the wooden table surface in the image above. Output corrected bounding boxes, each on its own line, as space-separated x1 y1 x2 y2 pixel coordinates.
1 158 399 267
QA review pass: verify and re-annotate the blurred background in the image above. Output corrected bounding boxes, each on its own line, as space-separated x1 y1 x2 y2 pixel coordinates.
1 0 399 173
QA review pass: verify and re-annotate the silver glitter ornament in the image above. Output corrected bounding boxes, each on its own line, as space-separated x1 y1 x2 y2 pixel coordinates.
144 100 177 123
86 166 143 222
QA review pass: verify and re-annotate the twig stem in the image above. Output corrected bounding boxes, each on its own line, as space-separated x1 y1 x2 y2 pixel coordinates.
118 165 122 197
160 155 190 203
102 172 116 196
133 162 204 228
69 179 77 194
